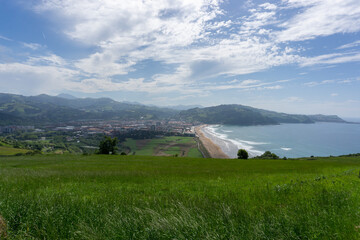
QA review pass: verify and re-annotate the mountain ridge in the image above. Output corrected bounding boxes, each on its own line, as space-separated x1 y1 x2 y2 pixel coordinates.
0 93 176 126
178 104 346 126
0 93 346 126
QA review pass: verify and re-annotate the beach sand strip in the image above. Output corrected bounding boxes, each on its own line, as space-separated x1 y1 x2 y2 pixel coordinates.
195 125 229 159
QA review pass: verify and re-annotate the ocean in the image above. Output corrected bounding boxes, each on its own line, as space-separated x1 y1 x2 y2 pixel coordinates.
201 122 360 158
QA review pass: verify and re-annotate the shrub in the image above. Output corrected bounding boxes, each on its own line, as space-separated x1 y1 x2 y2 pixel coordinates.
256 151 279 159
237 149 249 159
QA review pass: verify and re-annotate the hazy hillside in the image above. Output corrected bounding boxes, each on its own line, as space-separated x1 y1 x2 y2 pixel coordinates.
0 93 177 126
178 105 278 125
0 93 346 126
308 114 346 123
0 112 25 125
166 104 204 111
56 93 78 100
178 104 345 126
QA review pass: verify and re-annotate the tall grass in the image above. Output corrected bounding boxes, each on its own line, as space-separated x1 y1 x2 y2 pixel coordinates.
0 155 360 239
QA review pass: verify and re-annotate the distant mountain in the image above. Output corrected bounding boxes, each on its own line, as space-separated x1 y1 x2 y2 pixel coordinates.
0 112 25 125
57 93 77 100
122 101 144 105
166 104 204 111
0 93 346 127
308 114 346 123
0 93 177 126
178 104 346 126
179 105 278 125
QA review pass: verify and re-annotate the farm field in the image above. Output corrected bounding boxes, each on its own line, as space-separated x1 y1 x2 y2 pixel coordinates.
0 154 360 239
122 136 203 157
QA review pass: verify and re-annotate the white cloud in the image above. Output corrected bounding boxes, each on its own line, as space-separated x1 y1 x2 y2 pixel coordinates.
2 0 358 98
331 93 339 97
262 85 283 90
304 80 335 87
0 62 78 95
301 52 360 66
33 1 359 82
35 0 223 46
259 3 277 10
204 79 285 91
0 35 12 41
284 96 303 102
27 0 307 92
305 78 359 87
75 52 136 77
32 0 297 83
27 54 68 66
22 42 42 50
337 40 360 49
338 79 352 84
34 0 235 80
277 0 360 42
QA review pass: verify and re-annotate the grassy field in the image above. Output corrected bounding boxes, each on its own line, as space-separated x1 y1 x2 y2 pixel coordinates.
0 146 29 156
122 136 203 157
0 154 360 239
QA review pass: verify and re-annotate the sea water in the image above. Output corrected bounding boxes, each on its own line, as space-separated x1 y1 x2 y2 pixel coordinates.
202 122 360 158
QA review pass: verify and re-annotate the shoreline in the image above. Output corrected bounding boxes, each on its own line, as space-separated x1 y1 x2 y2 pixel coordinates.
195 125 230 159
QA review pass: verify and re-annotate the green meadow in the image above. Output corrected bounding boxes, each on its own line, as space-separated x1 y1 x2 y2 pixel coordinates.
122 136 203 158
0 146 29 156
1 154 360 239
0 141 27 156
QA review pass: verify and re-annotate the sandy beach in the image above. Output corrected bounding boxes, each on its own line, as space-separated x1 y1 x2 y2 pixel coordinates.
195 125 229 159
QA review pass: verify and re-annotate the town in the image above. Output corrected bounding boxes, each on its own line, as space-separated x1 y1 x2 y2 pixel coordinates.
0 120 195 136
0 120 198 155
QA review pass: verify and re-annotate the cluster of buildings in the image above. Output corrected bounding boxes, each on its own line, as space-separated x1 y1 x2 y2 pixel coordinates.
59 120 196 137
0 125 35 133
0 120 195 137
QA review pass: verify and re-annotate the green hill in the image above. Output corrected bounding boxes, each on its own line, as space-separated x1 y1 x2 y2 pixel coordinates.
0 93 346 126
0 140 29 155
0 93 177 126
308 114 346 123
178 104 278 125
0 146 28 155
179 104 345 126
0 154 359 239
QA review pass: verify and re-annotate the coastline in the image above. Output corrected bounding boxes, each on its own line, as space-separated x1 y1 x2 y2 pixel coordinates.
195 125 230 159
197 124 264 158
198 122 360 158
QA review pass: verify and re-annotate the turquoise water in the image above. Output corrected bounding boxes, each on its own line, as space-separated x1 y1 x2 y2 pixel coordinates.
202 122 360 158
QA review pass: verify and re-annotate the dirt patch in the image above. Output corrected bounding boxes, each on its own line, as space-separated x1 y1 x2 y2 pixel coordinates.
155 151 170 157
152 142 195 157
135 139 151 149
153 144 171 156
0 215 7 239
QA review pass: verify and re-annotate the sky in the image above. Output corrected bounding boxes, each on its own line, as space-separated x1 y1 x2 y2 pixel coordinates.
0 0 359 117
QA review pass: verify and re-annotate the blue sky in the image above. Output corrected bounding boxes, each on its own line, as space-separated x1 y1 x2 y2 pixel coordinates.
0 0 359 117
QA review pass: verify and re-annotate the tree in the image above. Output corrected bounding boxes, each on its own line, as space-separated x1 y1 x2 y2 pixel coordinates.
237 149 249 159
98 136 118 154
256 151 279 159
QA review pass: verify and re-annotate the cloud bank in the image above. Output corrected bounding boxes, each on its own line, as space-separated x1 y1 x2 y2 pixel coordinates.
1 0 360 97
